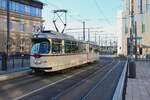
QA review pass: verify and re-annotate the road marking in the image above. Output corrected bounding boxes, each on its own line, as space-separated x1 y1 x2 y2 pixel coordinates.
14 60 114 100
52 60 116 100
81 60 121 100
14 69 87 100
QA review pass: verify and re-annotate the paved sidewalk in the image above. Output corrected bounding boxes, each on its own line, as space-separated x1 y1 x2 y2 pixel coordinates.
0 69 31 82
126 61 150 100
0 67 30 75
0 67 31 81
0 57 31 81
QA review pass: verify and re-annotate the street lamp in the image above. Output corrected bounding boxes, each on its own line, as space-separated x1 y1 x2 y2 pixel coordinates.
6 0 10 55
2 0 10 70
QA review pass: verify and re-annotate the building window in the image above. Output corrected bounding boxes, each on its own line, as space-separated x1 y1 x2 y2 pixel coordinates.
138 0 142 14
1 0 6 9
25 5 30 15
38 9 42 17
142 15 145 33
30 6 36 16
0 0 42 17
146 0 150 14
19 3 25 13
125 17 129 34
9 1 12 10
36 8 38 16
11 1 16 11
0 0 2 8
15 2 20 12
0 0 1 8
19 22 25 32
16 2 25 14
36 8 42 17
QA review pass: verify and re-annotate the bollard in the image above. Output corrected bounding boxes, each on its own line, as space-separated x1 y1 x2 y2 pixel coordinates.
128 61 136 78
1 53 7 71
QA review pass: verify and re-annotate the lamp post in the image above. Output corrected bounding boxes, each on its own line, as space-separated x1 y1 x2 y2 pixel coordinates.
88 28 90 41
6 0 10 56
130 0 134 58
128 0 136 78
2 0 10 70
83 21 85 41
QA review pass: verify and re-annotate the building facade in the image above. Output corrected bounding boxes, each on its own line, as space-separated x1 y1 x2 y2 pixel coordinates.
0 0 44 55
122 0 150 56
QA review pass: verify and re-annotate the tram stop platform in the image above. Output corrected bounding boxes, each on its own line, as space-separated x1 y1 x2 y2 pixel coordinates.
126 61 150 100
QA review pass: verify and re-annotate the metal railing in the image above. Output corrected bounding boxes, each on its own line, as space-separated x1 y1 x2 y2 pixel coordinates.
0 54 30 72
112 60 128 100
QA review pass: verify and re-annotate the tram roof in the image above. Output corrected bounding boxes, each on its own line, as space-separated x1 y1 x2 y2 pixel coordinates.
32 30 86 43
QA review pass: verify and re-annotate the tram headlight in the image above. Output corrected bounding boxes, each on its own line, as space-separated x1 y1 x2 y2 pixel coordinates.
34 60 41 64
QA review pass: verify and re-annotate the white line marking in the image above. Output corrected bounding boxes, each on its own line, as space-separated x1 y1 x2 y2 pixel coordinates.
52 60 115 100
14 61 104 100
82 60 120 100
14 60 114 100
14 69 86 100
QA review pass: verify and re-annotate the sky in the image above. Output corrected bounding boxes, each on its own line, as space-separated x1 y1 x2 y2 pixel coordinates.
40 0 123 41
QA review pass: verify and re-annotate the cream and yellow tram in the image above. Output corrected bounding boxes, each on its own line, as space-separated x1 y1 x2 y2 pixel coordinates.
30 31 99 72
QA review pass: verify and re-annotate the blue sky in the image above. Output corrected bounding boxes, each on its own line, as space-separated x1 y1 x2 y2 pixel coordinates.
41 0 122 35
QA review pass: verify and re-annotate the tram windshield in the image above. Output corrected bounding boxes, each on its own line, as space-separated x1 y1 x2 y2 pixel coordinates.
31 39 50 54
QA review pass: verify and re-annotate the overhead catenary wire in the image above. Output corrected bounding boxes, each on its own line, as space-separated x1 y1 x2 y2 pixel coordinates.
93 0 121 35
43 0 83 23
93 0 112 26
43 0 122 24
42 0 119 39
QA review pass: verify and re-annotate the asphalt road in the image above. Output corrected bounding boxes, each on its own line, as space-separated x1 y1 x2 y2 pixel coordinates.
0 57 125 100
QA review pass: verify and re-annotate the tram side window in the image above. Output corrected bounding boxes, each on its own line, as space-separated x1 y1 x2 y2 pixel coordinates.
64 40 79 53
65 40 71 53
78 43 86 53
71 41 78 53
52 39 62 54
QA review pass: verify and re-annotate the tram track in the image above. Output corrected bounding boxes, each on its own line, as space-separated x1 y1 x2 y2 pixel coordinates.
15 58 118 100
0 57 111 87
53 61 126 100
0 57 114 100
52 59 119 100
0 59 108 88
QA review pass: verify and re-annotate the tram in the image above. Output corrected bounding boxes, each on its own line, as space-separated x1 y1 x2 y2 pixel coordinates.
30 30 99 72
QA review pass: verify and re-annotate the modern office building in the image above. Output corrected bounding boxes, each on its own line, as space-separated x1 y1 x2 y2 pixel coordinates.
0 0 44 55
122 0 150 56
